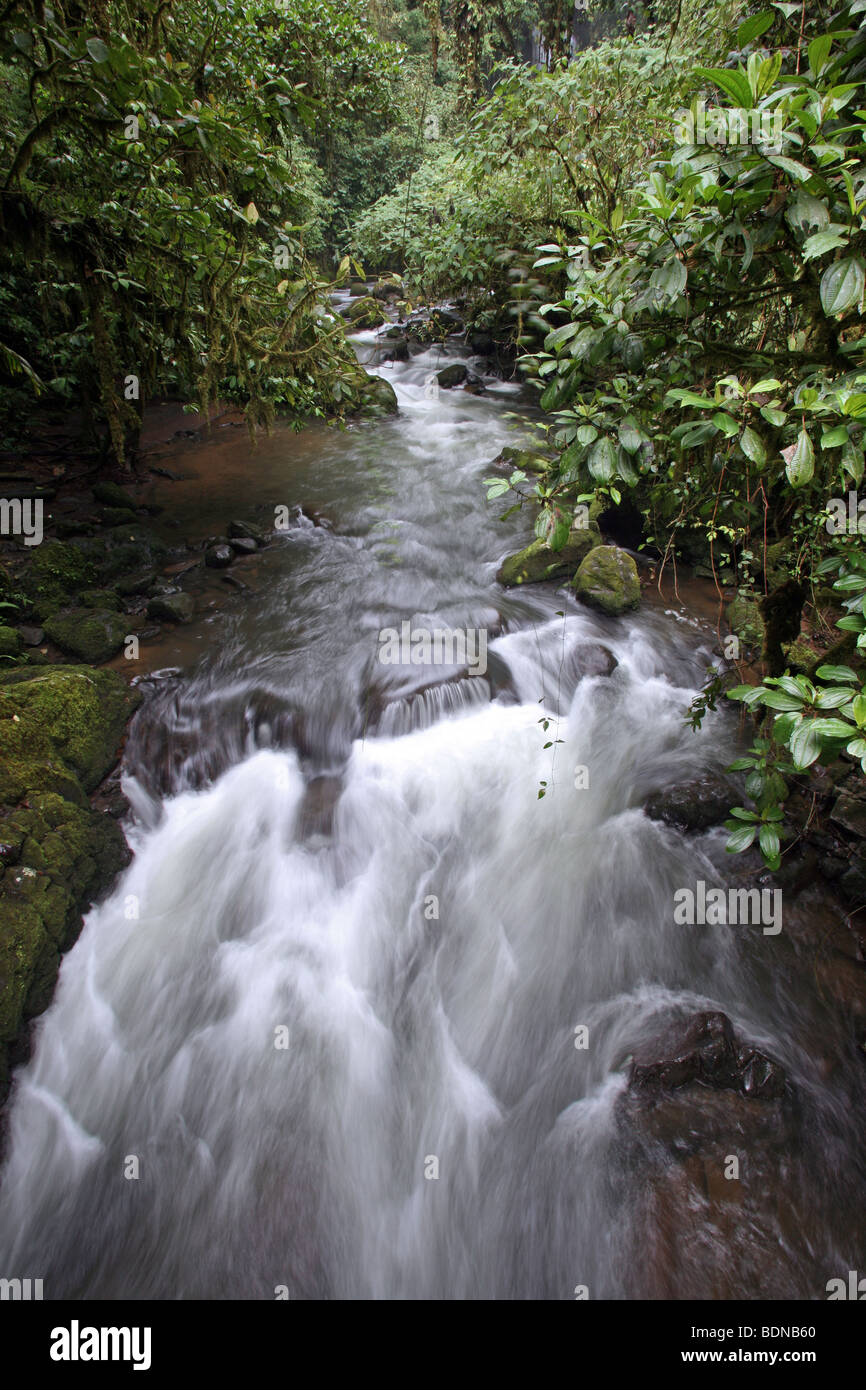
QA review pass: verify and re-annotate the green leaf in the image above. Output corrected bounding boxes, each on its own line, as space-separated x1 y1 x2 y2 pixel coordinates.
758 822 781 861
726 823 758 853
821 426 849 448
784 429 814 487
588 436 617 483
809 717 856 739
650 258 687 303
815 665 858 683
737 11 774 46
618 417 642 454
807 35 832 77
789 720 823 768
86 36 110 63
820 257 865 317
695 66 753 110
576 424 598 446
841 441 865 484
740 426 766 465
803 230 850 261
762 689 804 711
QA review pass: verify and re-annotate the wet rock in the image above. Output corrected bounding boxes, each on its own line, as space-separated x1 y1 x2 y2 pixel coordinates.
20 540 95 619
147 592 194 624
16 625 44 647
346 296 386 329
91 481 137 510
362 374 398 415
571 642 618 678
491 445 554 476
382 335 409 363
644 773 733 833
573 545 640 615
228 536 257 555
830 790 866 840
80 588 122 613
115 569 157 597
628 1011 785 1101
436 363 468 389
43 608 129 664
205 544 233 569
497 525 601 586
0 626 21 659
228 520 266 545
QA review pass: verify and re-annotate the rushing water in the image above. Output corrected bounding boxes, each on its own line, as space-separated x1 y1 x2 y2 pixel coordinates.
1 328 864 1300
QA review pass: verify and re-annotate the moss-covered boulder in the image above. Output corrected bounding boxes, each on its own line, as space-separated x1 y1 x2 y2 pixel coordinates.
497 523 602 586
727 594 764 650
0 665 139 804
362 373 399 415
91 481 137 510
0 625 21 659
572 545 641 615
346 296 386 329
0 667 139 1103
44 607 128 663
493 445 555 476
80 588 122 612
20 540 95 619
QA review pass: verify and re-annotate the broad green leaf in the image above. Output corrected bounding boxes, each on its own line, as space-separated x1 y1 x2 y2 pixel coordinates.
650 258 687 303
803 230 850 260
820 425 849 448
789 720 823 768
740 426 766 465
618 417 642 454
820 257 865 316
807 35 832 76
588 436 617 483
86 37 110 63
695 66 753 110
737 11 774 46
784 430 814 487
815 664 858 683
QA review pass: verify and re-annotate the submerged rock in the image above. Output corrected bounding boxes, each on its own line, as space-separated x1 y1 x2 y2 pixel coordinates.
205 543 234 569
44 607 129 664
497 525 601 586
572 544 640 615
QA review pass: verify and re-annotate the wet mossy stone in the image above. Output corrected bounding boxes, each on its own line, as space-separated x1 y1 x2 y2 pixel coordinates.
81 524 167 583
0 625 22 659
91 481 137 510
494 445 554 476
436 363 468 389
0 665 139 804
21 540 95 619
44 608 128 664
497 523 602 586
362 374 398 415
80 588 122 612
572 545 641 615
346 296 386 328
147 592 194 623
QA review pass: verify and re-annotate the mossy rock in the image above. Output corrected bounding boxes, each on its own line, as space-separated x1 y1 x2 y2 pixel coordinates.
0 669 137 1098
347 296 386 329
726 594 764 650
20 540 95 619
361 373 399 415
0 625 22 659
572 545 641 615
91 481 137 510
0 664 140 804
496 445 554 476
44 607 129 663
497 523 602 586
80 588 122 612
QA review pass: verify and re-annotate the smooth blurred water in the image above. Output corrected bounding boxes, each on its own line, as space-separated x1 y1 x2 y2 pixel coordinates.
1 333 863 1299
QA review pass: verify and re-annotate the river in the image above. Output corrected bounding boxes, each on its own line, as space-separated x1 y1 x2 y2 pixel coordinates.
0 326 864 1299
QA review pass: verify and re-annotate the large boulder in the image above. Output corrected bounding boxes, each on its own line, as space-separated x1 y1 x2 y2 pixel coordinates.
91 481 137 510
346 296 386 329
436 363 468 389
44 608 129 664
572 544 640 615
362 374 399 416
497 524 601 586
21 540 95 619
0 666 139 1105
